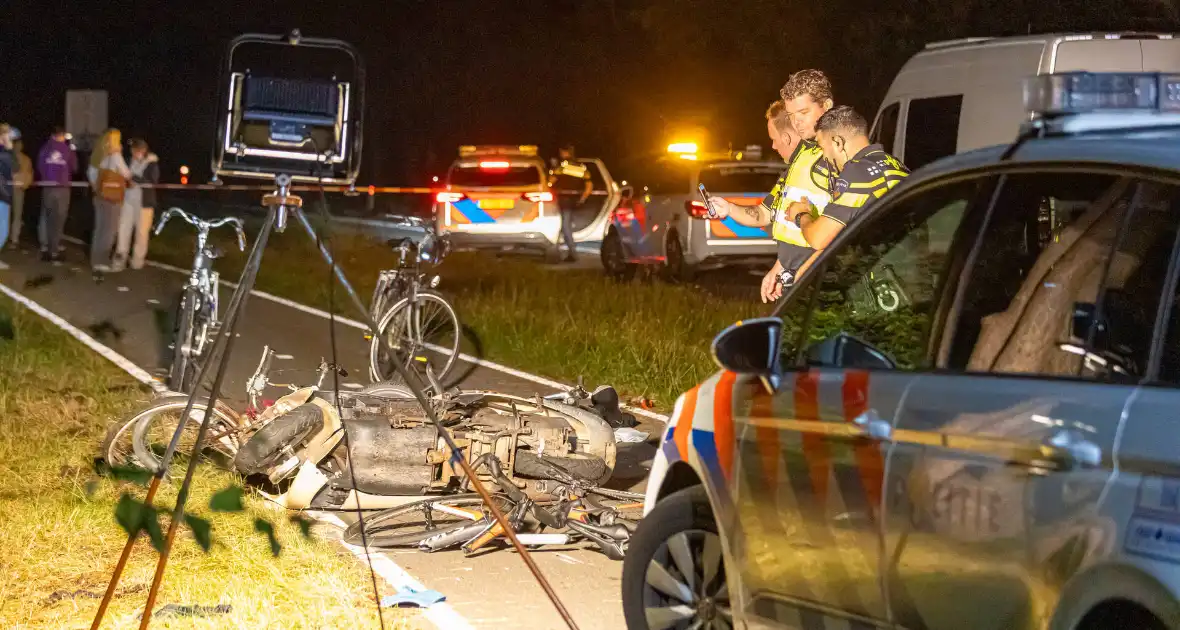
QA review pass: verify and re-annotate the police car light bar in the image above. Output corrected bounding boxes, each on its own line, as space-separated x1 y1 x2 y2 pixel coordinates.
1024 72 1180 117
459 145 538 157
667 142 698 154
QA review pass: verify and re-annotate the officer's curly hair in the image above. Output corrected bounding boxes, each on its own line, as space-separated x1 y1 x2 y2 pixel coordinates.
780 69 834 104
815 106 868 137
765 100 792 134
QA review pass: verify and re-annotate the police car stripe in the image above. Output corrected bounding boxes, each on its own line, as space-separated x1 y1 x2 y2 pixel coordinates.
673 385 699 458
713 371 738 480
844 371 886 517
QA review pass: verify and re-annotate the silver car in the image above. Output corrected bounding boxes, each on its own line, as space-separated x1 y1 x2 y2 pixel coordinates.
623 73 1180 630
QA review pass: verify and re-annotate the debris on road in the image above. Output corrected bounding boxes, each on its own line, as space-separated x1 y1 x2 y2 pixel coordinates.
380 586 446 608
614 427 648 443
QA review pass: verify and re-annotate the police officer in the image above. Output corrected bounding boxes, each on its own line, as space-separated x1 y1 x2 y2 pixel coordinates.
548 143 593 263
790 105 909 277
708 69 835 303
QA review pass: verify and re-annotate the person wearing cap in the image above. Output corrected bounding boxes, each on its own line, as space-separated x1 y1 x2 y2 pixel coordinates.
547 143 592 263
0 124 15 259
8 128 33 249
36 126 77 262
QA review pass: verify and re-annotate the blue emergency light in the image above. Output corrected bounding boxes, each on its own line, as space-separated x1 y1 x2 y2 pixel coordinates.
1024 72 1180 116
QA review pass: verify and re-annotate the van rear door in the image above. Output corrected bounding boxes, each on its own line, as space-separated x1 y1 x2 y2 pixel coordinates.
1141 38 1180 71
1053 36 1180 72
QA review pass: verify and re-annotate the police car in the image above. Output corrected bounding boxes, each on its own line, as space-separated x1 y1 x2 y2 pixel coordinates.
623 72 1180 630
434 145 621 262
602 144 782 281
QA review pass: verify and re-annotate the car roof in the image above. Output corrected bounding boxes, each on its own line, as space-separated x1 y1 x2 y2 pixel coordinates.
910 126 1180 184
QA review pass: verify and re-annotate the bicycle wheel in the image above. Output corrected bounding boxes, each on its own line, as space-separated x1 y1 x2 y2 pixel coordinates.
343 494 515 549
99 415 145 470
168 289 199 393
130 396 242 474
368 290 461 386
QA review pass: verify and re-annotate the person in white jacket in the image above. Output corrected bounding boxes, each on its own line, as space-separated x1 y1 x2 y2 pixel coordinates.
117 139 159 270
86 129 132 272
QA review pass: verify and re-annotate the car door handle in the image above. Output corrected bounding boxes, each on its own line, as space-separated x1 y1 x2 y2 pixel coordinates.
853 409 892 441
1040 429 1102 470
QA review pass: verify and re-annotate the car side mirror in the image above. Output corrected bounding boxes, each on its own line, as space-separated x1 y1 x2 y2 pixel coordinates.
710 317 784 378
806 332 896 370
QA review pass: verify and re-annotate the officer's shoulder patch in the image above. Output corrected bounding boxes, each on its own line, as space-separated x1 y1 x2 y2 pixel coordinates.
832 177 850 196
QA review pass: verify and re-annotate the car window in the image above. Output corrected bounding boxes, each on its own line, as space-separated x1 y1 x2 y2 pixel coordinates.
448 164 544 187
780 179 981 370
698 165 782 193
903 95 962 170
946 173 1180 383
579 159 608 192
870 102 901 156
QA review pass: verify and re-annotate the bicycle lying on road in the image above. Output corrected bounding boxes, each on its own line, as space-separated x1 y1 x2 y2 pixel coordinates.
342 453 643 560
155 208 247 394
365 214 462 388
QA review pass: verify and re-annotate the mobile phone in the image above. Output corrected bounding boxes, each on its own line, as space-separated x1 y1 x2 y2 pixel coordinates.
698 183 718 218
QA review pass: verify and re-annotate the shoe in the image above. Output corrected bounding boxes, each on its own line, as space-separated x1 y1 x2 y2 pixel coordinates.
93 264 112 273
563 255 577 263
50 253 64 263
40 250 51 262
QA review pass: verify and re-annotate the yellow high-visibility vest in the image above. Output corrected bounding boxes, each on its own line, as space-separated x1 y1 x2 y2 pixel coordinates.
769 141 831 247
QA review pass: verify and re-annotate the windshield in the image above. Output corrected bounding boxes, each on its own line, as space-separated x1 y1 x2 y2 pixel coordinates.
699 164 783 193
448 164 544 187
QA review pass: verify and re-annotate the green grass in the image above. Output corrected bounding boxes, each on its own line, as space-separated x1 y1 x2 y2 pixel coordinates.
150 220 763 410
0 297 419 629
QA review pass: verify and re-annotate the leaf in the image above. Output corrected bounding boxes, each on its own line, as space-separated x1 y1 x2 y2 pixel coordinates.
184 515 213 552
289 515 314 539
142 508 165 552
209 485 244 512
107 465 153 486
114 493 145 538
254 518 282 557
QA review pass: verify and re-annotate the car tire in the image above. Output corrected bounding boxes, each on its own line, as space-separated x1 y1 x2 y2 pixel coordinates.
661 230 696 283
601 228 637 281
622 485 731 630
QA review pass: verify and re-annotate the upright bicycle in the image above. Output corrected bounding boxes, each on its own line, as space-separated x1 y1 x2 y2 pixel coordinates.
367 215 462 387
156 208 247 394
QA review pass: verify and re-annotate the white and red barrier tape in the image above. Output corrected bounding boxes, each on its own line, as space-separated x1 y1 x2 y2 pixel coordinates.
18 181 435 193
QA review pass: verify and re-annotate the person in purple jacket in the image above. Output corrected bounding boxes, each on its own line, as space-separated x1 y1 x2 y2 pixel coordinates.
36 126 78 262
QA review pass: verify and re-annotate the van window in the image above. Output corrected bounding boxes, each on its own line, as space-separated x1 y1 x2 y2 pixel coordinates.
870 102 901 155
904 95 963 170
698 164 783 193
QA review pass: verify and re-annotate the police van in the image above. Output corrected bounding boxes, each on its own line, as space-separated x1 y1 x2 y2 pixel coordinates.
624 72 1180 630
871 32 1180 171
434 145 620 262
602 144 782 281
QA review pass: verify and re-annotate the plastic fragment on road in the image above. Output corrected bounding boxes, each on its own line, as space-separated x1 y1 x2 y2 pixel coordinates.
380 585 447 608
614 427 649 443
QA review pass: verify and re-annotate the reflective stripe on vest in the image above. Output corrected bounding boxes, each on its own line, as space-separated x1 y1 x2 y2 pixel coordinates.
771 143 831 246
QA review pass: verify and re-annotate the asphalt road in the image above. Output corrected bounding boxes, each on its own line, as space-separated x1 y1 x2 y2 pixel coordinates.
0 243 661 630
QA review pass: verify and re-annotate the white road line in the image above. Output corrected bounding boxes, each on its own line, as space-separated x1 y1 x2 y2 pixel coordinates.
134 254 669 423
0 274 471 630
0 281 168 394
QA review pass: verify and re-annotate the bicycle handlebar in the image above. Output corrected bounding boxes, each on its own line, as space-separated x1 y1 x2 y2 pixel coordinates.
154 207 248 250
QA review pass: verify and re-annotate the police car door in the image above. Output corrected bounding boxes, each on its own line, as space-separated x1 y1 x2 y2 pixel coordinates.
883 171 1176 630
570 158 619 246
728 175 985 628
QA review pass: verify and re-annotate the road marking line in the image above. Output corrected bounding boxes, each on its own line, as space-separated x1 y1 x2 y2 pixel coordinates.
0 273 471 630
0 281 168 394
131 250 668 423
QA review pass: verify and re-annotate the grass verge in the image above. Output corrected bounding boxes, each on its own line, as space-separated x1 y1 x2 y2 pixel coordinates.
0 295 419 629
151 220 762 410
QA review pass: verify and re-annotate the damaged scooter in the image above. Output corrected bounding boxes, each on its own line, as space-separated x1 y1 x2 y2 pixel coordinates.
232 347 637 511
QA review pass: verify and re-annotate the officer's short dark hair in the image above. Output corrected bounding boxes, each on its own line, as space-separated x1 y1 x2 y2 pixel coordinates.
781 69 834 105
815 106 868 137
765 99 792 134
559 142 575 153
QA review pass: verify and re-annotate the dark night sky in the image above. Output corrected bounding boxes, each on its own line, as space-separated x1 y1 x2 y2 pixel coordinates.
5 0 1179 186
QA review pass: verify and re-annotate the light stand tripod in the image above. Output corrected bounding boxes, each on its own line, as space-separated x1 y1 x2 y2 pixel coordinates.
89 173 580 630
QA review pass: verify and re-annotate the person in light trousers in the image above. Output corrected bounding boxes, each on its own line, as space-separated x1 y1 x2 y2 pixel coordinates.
116 138 159 270
86 129 132 272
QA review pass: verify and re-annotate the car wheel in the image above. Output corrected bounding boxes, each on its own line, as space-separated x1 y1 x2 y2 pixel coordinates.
602 228 637 281
661 231 695 283
622 486 731 630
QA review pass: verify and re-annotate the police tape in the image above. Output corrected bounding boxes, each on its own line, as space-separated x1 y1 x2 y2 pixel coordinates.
18 181 436 194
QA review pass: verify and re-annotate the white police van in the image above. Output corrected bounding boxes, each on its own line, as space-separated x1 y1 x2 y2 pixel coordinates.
623 72 1180 630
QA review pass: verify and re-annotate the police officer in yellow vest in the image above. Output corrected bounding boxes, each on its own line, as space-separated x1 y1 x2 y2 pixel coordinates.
707 70 834 303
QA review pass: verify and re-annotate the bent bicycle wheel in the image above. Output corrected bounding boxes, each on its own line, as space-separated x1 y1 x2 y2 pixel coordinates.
368 290 461 387
99 415 146 470
343 494 515 549
130 396 242 474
